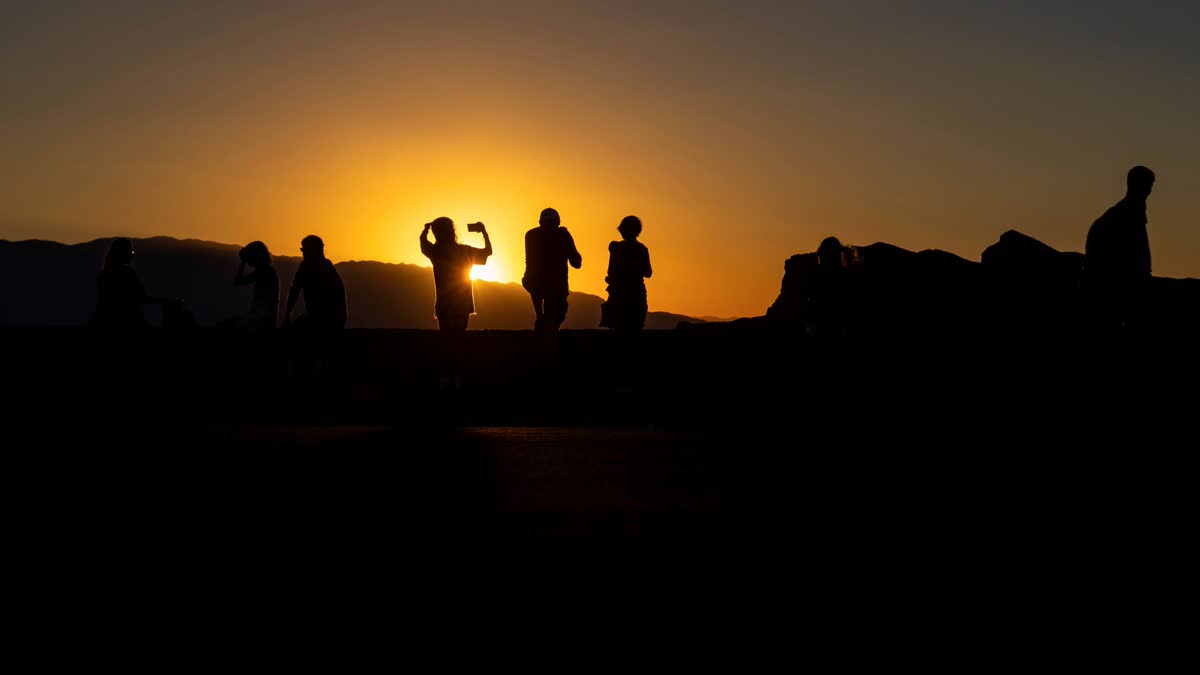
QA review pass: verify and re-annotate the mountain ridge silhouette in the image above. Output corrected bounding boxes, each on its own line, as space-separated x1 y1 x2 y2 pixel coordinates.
0 235 704 329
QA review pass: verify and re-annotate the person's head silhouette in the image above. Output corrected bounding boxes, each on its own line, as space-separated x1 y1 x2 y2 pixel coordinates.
431 217 456 244
105 238 134 268
1127 165 1155 201
539 208 561 229
300 235 325 261
817 236 845 271
240 240 271 268
618 215 642 241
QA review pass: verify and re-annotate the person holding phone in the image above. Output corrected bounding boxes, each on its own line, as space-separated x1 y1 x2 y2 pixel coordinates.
233 240 279 332
420 217 492 335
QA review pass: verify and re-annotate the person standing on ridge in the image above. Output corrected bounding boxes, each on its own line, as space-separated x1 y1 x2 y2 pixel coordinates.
600 215 652 332
92 238 175 330
1085 165 1155 330
522 207 582 333
420 217 493 335
283 234 347 331
233 240 279 332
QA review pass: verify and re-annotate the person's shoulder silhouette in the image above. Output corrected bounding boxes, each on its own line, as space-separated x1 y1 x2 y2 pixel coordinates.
94 238 146 329
601 216 651 332
1086 165 1154 281
234 240 279 330
285 235 346 329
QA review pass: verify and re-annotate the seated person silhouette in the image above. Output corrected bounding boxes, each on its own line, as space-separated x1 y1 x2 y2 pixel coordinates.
91 238 175 330
522 207 582 333
232 241 279 332
1085 165 1155 330
283 235 347 331
600 215 653 332
419 217 493 335
808 236 850 337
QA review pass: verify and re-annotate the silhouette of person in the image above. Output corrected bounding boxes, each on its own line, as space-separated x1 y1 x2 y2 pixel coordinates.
283 235 347 330
600 216 652 332
420 217 492 335
809 236 850 337
522 207 582 333
233 241 279 331
1085 166 1155 329
92 238 174 330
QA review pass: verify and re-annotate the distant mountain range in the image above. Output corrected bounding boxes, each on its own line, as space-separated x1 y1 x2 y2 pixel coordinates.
0 236 704 329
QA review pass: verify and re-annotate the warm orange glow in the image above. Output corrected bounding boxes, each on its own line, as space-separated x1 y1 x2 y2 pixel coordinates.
4 4 1200 318
470 258 507 283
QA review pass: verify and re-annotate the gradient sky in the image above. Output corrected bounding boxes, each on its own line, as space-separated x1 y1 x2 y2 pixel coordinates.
2 0 1198 318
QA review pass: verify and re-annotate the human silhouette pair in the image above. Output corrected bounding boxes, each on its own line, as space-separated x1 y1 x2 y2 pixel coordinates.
519 208 654 333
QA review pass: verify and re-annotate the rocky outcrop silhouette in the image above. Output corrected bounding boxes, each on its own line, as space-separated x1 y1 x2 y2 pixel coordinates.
762 240 983 335
980 230 1086 330
753 229 1199 337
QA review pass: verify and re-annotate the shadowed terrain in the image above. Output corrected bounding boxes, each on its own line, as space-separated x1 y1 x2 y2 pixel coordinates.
3 325 1194 671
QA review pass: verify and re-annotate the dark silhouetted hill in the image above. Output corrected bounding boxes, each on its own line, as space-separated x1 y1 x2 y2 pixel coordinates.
0 236 702 329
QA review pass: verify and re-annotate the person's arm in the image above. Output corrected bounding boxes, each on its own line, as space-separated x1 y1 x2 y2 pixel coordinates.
479 224 492 260
283 268 303 325
136 276 170 304
523 230 533 288
642 246 652 279
420 223 434 258
1138 224 1152 277
567 230 582 269
466 223 492 264
234 262 253 286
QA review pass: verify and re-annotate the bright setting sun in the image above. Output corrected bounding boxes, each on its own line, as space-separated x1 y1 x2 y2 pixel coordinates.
470 261 507 283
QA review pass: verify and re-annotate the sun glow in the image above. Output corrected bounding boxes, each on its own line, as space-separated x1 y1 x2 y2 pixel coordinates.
470 261 507 282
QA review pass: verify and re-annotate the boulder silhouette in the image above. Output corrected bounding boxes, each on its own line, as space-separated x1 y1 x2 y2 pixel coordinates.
765 252 816 326
980 230 1085 331
765 240 981 335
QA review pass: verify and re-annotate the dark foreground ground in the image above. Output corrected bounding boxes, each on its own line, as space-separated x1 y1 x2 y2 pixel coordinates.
1 326 1196 671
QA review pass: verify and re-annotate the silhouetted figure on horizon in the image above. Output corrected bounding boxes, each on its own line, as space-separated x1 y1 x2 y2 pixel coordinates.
420 217 492 335
91 238 175 330
283 235 347 331
600 215 652 332
809 236 851 337
522 207 582 333
233 241 279 332
1086 166 1155 330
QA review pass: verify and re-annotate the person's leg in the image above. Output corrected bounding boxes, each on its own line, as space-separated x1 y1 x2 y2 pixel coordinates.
545 295 569 331
529 293 545 332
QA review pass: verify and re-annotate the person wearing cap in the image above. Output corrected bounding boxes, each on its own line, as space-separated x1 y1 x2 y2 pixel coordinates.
521 207 582 333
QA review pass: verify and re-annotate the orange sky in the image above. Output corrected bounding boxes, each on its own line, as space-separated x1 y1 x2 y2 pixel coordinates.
3 2 1199 318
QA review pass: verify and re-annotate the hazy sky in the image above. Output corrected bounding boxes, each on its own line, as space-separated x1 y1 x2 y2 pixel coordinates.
2 0 1198 317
